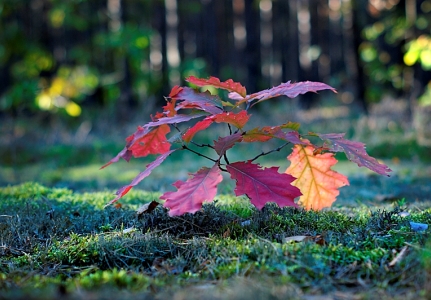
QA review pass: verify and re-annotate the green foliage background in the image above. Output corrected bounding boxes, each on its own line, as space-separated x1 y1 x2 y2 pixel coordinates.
1 0 431 120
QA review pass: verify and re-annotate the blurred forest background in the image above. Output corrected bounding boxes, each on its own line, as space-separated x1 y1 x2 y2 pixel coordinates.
1 0 431 189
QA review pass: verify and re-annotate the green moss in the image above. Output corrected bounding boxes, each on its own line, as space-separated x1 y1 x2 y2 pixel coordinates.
1 183 430 299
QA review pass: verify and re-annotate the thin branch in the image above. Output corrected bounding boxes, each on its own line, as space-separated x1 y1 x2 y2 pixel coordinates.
250 141 291 162
190 141 214 149
173 124 182 133
182 145 218 163
223 153 230 164
228 123 232 135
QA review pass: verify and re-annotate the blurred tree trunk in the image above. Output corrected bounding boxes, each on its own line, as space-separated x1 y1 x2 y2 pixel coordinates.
244 0 260 91
352 0 370 113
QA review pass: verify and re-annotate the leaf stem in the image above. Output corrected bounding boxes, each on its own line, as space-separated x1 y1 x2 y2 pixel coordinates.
182 145 218 163
250 141 291 162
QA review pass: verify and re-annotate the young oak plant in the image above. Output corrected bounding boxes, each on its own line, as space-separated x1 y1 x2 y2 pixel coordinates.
102 76 391 216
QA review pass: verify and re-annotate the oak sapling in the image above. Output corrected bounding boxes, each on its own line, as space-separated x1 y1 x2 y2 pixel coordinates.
102 76 391 216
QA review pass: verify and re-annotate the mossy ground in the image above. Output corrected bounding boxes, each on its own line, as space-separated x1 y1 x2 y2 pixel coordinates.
1 182 431 299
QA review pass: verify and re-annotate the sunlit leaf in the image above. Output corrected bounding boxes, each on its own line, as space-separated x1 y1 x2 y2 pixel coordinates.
286 141 349 210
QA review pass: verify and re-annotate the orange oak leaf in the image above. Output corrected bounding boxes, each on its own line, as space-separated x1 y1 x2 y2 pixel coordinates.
161 164 223 216
186 76 247 97
286 141 349 210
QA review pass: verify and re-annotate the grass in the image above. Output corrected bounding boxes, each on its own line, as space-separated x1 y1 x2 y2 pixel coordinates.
1 182 431 299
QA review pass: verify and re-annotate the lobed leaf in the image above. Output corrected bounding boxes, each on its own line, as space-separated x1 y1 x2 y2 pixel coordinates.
100 126 150 169
145 113 208 128
212 110 250 129
242 126 305 145
227 161 301 210
128 124 171 158
229 81 336 106
182 118 214 143
172 87 223 114
186 76 247 97
317 133 392 176
161 164 223 216
105 149 177 207
286 141 349 210
213 133 243 156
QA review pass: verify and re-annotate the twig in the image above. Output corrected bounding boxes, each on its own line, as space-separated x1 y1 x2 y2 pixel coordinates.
190 141 214 149
250 141 291 162
182 145 217 163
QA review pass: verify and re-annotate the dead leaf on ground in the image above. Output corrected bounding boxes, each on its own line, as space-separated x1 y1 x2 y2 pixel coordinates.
137 200 159 215
389 245 408 267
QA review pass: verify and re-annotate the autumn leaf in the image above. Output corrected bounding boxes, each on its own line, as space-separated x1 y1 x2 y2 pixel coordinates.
105 149 177 207
229 81 336 106
172 87 223 114
212 111 250 129
100 126 150 168
162 99 177 117
286 141 349 210
169 85 183 98
227 161 301 210
182 118 214 143
128 124 171 158
317 133 392 176
242 127 278 142
213 133 243 156
161 164 223 216
137 200 160 215
145 113 207 128
242 126 305 145
186 76 247 97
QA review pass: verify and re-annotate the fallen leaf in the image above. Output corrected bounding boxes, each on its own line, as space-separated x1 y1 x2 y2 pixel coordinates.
388 246 408 267
137 200 160 215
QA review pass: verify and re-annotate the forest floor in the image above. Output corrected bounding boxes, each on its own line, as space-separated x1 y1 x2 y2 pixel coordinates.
1 98 431 299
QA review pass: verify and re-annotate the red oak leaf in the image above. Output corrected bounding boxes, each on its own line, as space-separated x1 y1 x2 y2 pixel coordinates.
226 161 301 210
162 100 177 117
182 118 214 143
286 141 349 210
317 133 392 176
161 164 223 216
212 111 250 129
106 149 177 206
101 126 151 169
186 76 247 97
128 124 171 158
214 133 243 156
229 81 336 106
169 85 183 98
